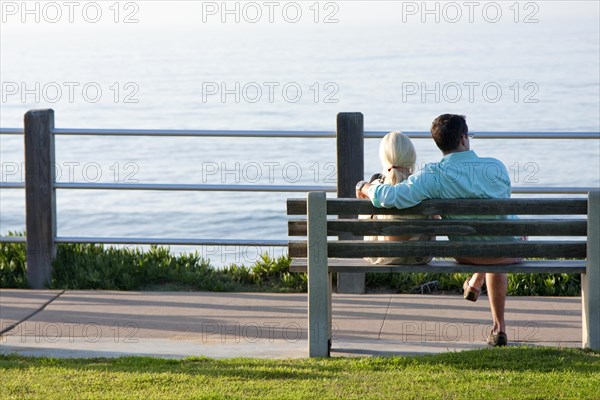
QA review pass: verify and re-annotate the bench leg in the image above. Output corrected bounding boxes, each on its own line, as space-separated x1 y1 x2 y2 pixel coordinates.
583 190 600 350
328 271 333 354
307 192 331 357
308 270 332 357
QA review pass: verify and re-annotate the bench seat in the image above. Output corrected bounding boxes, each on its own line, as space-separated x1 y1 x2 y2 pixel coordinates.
289 258 587 274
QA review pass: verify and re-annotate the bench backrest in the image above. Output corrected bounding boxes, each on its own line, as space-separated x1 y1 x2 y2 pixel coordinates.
287 194 591 261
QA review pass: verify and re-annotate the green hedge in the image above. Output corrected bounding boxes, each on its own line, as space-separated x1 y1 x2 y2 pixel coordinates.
0 235 305 292
0 232 28 288
0 234 580 295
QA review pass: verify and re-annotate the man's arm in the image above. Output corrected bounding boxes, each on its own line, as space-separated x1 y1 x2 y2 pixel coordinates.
358 168 439 209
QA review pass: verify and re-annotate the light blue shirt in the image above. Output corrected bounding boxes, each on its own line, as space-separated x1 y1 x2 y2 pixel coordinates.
367 150 515 241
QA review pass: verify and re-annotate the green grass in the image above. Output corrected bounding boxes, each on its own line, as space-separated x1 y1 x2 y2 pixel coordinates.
0 233 582 295
1 348 598 399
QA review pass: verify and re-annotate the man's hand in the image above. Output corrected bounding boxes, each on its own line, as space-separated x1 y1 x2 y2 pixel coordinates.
356 182 371 199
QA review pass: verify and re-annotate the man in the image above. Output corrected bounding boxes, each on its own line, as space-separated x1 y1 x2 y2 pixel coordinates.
355 114 518 347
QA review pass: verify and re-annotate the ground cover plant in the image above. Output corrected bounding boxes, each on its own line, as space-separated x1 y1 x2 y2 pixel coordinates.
0 234 582 295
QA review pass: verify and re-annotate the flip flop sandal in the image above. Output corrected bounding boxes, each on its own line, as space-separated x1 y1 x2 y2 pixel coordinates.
463 278 481 302
487 331 508 347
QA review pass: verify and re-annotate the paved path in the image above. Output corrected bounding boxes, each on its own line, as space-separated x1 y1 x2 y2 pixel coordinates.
0 290 582 359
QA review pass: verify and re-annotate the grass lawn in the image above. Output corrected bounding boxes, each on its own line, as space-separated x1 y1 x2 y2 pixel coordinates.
1 347 599 399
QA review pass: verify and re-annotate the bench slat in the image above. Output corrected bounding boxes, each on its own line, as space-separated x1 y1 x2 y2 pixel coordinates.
288 219 587 237
287 198 588 216
288 240 587 259
289 258 587 274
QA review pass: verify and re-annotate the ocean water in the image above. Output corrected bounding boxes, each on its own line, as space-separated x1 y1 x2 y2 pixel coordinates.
1 1 599 265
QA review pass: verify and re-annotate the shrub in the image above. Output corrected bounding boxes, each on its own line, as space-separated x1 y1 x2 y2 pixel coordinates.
0 234 581 295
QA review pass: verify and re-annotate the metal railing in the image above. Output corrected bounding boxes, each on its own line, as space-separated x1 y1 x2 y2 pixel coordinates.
2 127 598 195
2 127 599 139
1 182 597 194
1 109 599 288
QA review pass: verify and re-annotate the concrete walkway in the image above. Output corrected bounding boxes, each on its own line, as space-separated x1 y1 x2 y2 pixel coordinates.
0 290 582 359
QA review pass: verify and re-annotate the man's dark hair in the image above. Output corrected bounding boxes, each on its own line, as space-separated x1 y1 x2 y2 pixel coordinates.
430 114 468 152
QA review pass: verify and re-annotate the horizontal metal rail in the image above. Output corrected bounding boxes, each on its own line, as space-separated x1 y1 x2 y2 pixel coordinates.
54 128 337 138
0 236 26 243
510 187 598 195
0 236 288 246
0 183 25 189
48 184 600 194
1 127 599 139
366 131 600 140
0 128 334 138
1 182 597 194
55 237 288 246
0 128 24 135
53 183 338 192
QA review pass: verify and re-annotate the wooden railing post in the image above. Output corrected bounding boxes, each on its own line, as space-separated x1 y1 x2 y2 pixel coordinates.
336 112 365 294
582 189 599 349
24 109 56 288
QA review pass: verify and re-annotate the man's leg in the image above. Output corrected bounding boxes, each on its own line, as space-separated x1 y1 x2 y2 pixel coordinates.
486 272 507 333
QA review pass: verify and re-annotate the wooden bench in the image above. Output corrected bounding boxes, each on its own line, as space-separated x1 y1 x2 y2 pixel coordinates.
287 191 599 357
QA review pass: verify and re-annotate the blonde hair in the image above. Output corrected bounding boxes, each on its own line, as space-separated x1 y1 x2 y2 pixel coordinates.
379 131 417 185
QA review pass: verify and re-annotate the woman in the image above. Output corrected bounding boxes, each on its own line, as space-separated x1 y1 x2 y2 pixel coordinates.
358 131 433 265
